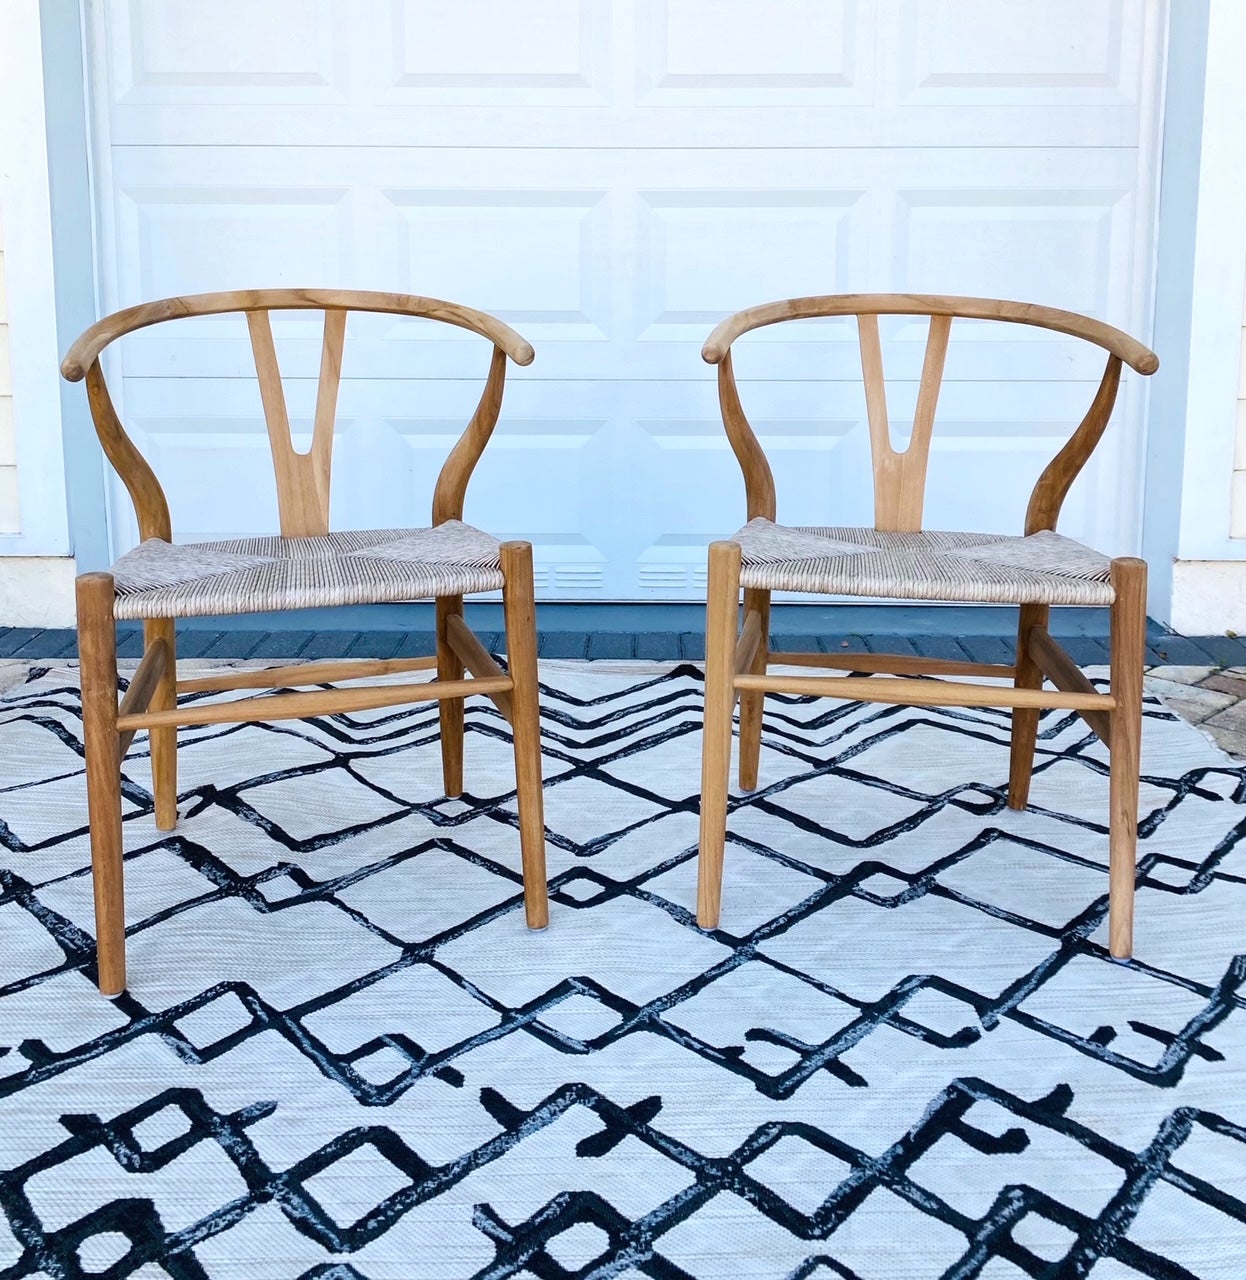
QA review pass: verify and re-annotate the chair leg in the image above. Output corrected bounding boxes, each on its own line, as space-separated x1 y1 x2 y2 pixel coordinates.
500 543 548 929
1109 557 1146 959
145 618 178 831
1007 602 1049 810
77 573 126 997
697 541 741 929
436 595 465 798
738 587 770 791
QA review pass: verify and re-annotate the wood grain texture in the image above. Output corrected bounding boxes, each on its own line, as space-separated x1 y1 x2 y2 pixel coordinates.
143 621 179 830
68 294 529 560
697 540 742 929
176 655 439 694
1026 356 1123 535
733 607 763 679
433 346 508 526
310 306 347 514
445 612 514 724
119 676 513 731
737 589 769 791
247 310 333 537
63 288 535 379
768 651 1016 679
117 634 170 759
1007 603 1050 810
76 573 126 997
718 353 776 522
857 312 951 531
1027 624 1111 745
85 361 171 543
702 293 1158 374
733 672 1113 712
1109 557 1147 959
500 542 549 930
436 596 466 797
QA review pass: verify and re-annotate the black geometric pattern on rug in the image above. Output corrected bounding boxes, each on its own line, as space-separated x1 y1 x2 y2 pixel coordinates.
0 660 1243 1279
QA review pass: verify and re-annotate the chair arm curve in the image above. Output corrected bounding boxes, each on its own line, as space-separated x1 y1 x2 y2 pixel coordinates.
61 288 535 380
701 293 1158 375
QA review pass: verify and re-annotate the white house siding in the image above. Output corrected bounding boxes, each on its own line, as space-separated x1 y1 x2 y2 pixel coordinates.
1232 289 1246 538
0 218 19 534
1163 0 1246 634
0 0 75 627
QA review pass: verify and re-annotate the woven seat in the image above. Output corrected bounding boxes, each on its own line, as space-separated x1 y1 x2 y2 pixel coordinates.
733 519 1114 606
111 522 505 620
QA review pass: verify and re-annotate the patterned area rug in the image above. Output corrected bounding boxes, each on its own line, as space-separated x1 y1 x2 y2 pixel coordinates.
1 660 1244 1280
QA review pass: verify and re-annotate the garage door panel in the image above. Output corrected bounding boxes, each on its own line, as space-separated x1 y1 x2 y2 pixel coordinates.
116 186 354 300
388 189 612 342
895 190 1132 320
895 0 1145 105
91 4 1163 597
637 0 869 107
635 190 867 342
386 0 609 105
109 146 1142 385
96 0 1156 148
107 0 349 106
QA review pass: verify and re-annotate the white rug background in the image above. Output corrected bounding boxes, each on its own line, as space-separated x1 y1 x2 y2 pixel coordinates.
0 659 1244 1279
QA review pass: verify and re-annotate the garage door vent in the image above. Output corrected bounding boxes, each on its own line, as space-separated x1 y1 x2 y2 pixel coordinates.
639 567 688 590
553 566 604 592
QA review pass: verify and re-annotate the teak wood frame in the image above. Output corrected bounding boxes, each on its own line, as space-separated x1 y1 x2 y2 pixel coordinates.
63 288 548 997
695 294 1158 959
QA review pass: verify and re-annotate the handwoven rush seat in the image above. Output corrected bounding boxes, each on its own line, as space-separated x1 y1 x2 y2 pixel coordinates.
733 518 1114 606
110 521 504 620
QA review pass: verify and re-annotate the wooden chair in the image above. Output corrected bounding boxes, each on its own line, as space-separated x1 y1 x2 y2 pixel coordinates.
695 294 1159 958
61 289 548 996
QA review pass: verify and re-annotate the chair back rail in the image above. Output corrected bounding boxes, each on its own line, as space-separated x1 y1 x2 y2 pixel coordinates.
702 293 1157 535
62 288 534 543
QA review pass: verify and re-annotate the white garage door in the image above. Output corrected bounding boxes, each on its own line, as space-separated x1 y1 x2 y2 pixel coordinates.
87 0 1165 600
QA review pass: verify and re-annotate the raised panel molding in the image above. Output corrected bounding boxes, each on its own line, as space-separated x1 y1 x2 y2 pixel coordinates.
896 0 1141 102
895 190 1128 319
639 0 869 104
389 0 607 98
387 189 611 339
119 188 349 301
109 0 347 102
635 191 864 339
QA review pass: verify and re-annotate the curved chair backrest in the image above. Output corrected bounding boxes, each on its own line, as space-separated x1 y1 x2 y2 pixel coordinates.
701 293 1158 537
61 288 535 544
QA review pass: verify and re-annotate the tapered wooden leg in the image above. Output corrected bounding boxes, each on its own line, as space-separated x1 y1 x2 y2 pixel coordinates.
77 573 126 997
500 544 548 929
738 587 770 791
697 541 741 929
436 595 465 798
1109 557 1146 959
144 617 178 831
1007 602 1049 810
